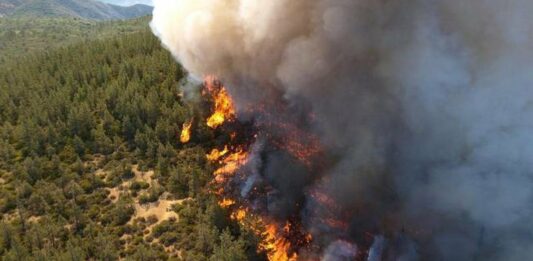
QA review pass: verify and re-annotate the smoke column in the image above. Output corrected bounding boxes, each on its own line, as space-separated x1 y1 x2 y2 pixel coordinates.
151 0 533 260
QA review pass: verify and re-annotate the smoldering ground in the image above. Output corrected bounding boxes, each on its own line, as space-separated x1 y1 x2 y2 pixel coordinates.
151 0 533 260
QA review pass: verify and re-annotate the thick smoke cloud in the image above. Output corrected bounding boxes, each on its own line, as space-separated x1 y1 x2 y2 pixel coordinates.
151 0 533 260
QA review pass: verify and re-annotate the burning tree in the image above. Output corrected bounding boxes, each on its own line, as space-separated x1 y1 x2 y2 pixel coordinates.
180 76 323 260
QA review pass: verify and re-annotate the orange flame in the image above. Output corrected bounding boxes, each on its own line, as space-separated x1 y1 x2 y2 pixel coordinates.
231 208 247 222
206 146 230 162
261 224 298 261
204 76 235 129
219 198 236 208
180 120 193 143
212 148 248 183
202 76 303 261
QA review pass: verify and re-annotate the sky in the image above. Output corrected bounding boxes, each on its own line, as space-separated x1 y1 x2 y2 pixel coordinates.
98 0 153 6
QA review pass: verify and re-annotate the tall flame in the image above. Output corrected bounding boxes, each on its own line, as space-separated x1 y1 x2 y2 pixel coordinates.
261 224 299 261
180 120 193 143
204 76 236 129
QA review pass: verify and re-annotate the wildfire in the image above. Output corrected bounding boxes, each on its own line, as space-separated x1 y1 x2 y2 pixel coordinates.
268 121 322 167
180 120 193 143
219 198 236 208
206 146 230 161
261 224 298 261
204 76 236 129
212 148 248 183
202 76 309 261
231 208 247 222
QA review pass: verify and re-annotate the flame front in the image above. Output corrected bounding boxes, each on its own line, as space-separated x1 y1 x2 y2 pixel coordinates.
180 120 193 143
202 76 305 261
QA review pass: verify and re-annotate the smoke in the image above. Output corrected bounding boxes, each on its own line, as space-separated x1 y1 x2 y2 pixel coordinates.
151 0 533 260
323 240 358 261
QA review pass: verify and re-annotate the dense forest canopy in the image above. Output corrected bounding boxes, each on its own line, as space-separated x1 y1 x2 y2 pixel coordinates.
0 19 262 260
0 16 149 63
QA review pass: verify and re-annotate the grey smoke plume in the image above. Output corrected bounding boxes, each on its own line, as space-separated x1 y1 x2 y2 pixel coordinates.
323 240 358 261
151 0 533 260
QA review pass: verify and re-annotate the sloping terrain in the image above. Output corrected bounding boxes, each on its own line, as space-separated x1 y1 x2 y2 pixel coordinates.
0 0 26 16
100 0 152 6
0 0 152 19
0 16 149 63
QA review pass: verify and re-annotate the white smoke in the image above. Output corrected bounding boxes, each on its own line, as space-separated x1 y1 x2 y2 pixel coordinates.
151 0 533 260
322 240 357 261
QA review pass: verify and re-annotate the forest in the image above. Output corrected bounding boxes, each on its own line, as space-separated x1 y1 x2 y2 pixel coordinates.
0 16 148 62
0 21 263 260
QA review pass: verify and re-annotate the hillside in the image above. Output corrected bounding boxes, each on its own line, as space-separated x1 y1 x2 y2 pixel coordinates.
0 16 149 63
0 0 152 19
0 29 257 260
100 0 153 6
0 0 23 16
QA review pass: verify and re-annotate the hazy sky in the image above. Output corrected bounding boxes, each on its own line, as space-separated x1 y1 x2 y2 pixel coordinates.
98 0 153 6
